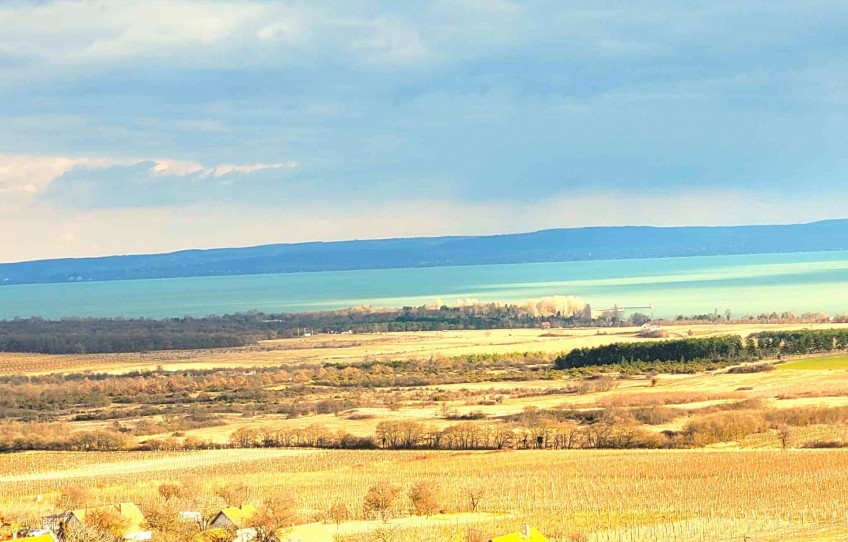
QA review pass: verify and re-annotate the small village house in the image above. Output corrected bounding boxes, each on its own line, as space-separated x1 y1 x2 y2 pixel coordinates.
41 503 150 541
209 505 257 530
201 509 333 542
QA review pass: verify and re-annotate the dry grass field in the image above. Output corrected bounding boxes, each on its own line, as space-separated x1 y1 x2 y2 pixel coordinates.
111 353 845 445
5 324 848 541
8 326 848 449
4 322 848 376
2 448 848 541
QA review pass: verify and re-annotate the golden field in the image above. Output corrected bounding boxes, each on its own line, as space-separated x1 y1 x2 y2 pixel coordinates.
5 324 848 541
118 351 848 446
7 323 848 449
4 322 848 376
2 448 848 541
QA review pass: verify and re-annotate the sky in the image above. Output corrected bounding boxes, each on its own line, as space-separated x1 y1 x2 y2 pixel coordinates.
1 1 847 262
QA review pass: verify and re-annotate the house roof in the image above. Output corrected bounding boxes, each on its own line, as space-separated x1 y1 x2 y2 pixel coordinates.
273 522 333 542
214 505 256 528
490 527 549 542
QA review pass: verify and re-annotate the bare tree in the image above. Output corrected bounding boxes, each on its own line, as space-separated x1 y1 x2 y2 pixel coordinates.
157 483 187 500
776 424 793 450
140 500 183 537
325 501 351 530
214 483 250 507
65 508 131 542
464 487 486 513
229 428 260 448
363 482 401 521
247 493 297 542
55 484 91 511
409 481 440 516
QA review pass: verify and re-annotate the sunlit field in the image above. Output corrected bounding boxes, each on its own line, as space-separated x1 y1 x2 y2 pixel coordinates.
778 355 848 371
4 323 848 376
5 326 848 541
2 449 848 541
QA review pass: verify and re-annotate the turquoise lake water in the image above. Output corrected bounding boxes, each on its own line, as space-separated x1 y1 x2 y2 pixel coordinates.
1 251 848 319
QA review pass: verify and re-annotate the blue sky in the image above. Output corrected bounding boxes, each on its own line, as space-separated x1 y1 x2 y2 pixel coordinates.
1 1 847 262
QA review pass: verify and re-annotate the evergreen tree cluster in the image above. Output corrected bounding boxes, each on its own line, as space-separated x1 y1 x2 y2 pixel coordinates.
747 329 848 356
556 335 745 369
556 328 848 369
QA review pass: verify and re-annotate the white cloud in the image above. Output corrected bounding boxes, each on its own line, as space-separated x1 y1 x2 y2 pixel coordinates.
149 159 298 178
211 162 297 177
0 154 118 193
0 0 536 79
0 153 297 206
0 0 267 62
149 159 205 176
1 0 846 262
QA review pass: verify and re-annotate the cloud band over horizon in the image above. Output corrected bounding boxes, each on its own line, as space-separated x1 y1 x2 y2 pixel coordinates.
1 1 847 262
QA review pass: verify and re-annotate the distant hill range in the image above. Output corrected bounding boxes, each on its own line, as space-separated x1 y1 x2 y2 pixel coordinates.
3 219 848 286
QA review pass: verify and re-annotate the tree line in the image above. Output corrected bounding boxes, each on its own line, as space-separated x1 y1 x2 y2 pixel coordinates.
0 304 591 354
7 399 848 453
0 352 553 423
747 329 848 356
555 335 746 369
0 315 268 354
555 328 848 369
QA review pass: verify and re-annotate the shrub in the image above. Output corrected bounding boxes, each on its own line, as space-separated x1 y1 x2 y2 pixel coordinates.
325 502 351 526
684 411 769 445
409 481 440 516
157 483 187 500
765 405 848 427
364 482 401 521
727 363 774 374
802 440 846 449
631 405 680 425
